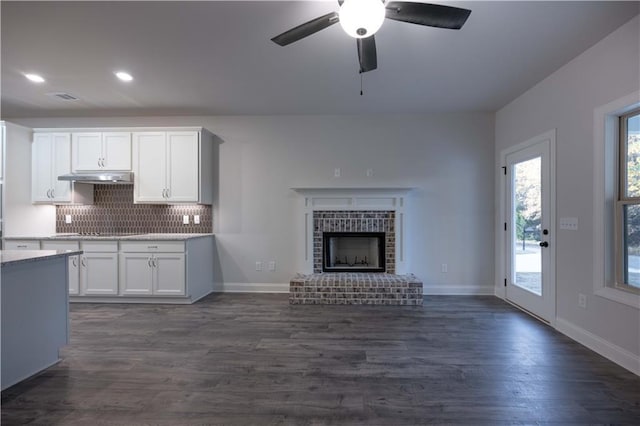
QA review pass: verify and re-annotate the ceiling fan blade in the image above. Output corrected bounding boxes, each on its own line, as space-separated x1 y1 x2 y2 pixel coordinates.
385 2 471 29
357 35 377 73
271 12 339 46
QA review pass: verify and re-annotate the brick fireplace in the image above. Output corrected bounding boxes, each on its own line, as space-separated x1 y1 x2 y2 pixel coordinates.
313 211 395 273
290 188 423 305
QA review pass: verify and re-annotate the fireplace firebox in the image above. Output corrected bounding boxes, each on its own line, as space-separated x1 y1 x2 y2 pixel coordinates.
323 232 385 273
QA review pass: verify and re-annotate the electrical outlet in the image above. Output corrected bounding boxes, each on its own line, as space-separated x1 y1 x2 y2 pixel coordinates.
334 168 341 177
65 214 72 224
194 215 200 224
255 261 263 271
441 263 448 273
366 168 373 177
578 293 587 309
183 215 189 225
268 261 276 271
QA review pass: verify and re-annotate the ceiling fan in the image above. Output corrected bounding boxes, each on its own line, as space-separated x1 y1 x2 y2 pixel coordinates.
271 0 471 74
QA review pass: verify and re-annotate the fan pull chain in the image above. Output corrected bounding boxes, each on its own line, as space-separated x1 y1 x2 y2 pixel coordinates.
360 72 363 96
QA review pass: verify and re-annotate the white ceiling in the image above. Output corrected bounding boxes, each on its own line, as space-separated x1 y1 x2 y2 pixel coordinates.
1 1 637 118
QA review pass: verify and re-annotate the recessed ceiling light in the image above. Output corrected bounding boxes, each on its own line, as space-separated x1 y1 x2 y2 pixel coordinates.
25 73 45 83
115 71 133 82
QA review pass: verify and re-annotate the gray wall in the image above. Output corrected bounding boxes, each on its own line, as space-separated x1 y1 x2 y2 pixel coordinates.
8 113 495 294
495 16 640 359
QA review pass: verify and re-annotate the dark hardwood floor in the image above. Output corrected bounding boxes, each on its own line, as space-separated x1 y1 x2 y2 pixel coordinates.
2 294 639 425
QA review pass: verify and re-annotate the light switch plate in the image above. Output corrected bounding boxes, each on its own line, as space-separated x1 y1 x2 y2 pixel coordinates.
183 215 189 225
559 217 578 230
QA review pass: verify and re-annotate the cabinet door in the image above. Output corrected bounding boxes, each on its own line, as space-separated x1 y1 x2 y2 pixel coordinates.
166 132 199 202
103 132 131 170
119 253 153 295
132 132 166 203
72 132 102 171
32 134 54 202
153 253 185 295
81 253 118 295
69 255 80 295
52 134 72 202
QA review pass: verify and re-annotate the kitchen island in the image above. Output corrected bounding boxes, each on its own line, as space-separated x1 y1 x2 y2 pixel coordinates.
1 249 81 390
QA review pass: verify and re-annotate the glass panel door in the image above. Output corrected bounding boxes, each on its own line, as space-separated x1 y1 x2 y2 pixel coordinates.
504 131 555 323
512 156 542 295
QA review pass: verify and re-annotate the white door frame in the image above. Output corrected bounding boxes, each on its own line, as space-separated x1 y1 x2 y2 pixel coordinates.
497 129 556 326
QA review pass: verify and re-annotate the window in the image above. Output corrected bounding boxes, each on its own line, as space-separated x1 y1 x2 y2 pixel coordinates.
617 108 640 293
593 91 640 308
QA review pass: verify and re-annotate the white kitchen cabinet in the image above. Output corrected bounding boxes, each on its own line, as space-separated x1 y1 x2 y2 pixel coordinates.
41 240 81 295
32 133 72 203
119 253 154 295
73 132 131 171
153 253 185 295
132 130 212 204
3 240 40 250
80 241 118 295
119 241 185 296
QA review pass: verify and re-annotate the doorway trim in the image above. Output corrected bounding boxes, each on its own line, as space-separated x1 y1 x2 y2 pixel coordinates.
497 129 556 326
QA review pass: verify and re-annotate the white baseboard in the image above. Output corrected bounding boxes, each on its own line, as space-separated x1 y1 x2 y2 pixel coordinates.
219 282 289 293
423 285 495 295
556 317 640 376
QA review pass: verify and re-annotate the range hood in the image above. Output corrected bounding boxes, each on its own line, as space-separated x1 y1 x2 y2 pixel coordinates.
58 172 133 184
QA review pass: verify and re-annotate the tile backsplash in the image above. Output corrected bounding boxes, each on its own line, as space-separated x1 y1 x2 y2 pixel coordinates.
56 185 212 234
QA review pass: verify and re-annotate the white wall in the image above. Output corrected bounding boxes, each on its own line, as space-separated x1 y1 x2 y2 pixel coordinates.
10 113 495 294
3 122 55 237
495 17 640 365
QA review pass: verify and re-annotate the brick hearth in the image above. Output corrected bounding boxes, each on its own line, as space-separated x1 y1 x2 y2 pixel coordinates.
289 273 423 305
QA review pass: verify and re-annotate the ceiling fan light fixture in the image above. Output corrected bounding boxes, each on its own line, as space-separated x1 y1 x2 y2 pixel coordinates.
339 0 385 39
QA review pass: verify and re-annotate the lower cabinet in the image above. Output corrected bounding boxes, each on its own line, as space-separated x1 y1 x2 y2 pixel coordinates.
119 241 185 296
3 236 213 303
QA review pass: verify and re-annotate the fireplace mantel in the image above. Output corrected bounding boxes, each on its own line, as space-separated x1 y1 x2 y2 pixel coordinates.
291 187 414 211
292 187 412 274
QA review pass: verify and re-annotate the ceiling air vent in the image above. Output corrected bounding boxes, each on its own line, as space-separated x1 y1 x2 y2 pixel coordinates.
47 92 79 101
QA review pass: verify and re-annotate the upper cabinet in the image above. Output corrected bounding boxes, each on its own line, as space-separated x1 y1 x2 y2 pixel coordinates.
72 132 131 171
132 130 213 204
32 133 93 204
32 133 72 203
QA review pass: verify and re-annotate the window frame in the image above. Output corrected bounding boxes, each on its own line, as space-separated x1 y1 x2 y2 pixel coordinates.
593 91 640 309
616 108 640 294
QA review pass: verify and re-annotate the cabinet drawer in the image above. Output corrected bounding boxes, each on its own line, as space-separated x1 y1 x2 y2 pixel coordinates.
81 241 118 252
4 240 40 250
119 241 185 253
42 241 80 251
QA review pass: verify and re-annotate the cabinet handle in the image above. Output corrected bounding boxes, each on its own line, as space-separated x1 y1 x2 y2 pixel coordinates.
166 189 170 199
72 257 77 267
153 258 157 268
147 246 158 249
148 257 152 267
17 245 28 248
81 257 86 267
101 158 105 168
51 189 55 198
46 189 51 198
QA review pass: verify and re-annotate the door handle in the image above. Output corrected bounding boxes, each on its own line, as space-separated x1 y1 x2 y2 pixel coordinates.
539 241 549 248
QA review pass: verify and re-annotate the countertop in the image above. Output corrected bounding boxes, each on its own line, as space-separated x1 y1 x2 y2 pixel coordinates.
1 250 83 266
3 233 214 241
